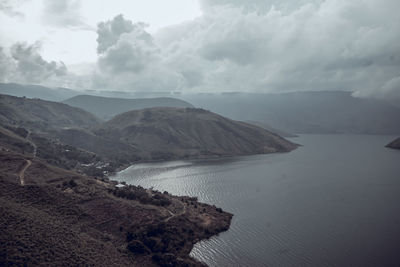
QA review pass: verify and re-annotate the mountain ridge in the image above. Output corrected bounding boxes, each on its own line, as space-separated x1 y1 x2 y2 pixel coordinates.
0 94 102 131
181 91 400 135
63 95 194 120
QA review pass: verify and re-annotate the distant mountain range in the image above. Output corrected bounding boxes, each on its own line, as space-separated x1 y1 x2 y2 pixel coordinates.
2 82 399 135
63 95 194 120
181 91 400 135
0 94 100 130
0 83 78 101
0 82 181 102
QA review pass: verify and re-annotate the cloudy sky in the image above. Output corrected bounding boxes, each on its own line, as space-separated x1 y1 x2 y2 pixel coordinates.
0 0 399 99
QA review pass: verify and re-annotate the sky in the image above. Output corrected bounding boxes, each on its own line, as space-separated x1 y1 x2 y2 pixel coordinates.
0 0 399 99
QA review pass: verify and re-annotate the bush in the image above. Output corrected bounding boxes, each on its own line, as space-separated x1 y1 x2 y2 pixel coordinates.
62 179 77 188
68 179 77 187
126 240 150 255
111 186 171 206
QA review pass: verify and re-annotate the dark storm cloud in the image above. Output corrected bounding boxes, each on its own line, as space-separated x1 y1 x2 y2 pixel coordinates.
89 0 399 99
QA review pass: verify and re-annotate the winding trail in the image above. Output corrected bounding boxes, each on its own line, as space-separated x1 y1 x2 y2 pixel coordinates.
18 131 37 186
19 160 31 186
26 131 37 157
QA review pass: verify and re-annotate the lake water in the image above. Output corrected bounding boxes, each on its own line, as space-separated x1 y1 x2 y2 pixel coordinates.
111 135 400 267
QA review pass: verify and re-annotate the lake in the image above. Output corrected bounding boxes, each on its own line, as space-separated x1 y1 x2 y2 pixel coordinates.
111 135 400 267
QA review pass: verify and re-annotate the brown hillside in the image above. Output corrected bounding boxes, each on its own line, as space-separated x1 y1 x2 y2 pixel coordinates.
0 94 101 130
0 150 232 266
98 107 298 161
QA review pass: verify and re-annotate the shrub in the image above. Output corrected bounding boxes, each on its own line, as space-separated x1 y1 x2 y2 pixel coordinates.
127 240 150 255
68 179 77 187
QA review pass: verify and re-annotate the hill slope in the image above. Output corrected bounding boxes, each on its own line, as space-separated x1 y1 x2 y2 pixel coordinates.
0 83 78 101
63 95 194 120
245 120 297 137
0 94 101 130
0 95 297 176
386 137 400 150
97 107 297 161
0 146 231 266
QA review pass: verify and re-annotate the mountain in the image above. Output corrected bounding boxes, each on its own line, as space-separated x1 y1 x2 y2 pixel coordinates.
245 120 297 137
386 137 400 150
181 91 400 135
63 95 194 120
0 83 79 101
0 94 101 130
0 95 297 176
0 94 233 266
97 107 298 161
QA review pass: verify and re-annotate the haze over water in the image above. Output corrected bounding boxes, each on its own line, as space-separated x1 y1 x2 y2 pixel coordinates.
112 135 400 267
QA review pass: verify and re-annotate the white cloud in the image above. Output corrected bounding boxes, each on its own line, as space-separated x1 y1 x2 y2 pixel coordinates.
41 0 92 30
0 0 28 17
0 42 68 84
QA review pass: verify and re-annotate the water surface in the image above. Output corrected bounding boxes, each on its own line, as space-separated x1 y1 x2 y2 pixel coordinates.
111 135 400 267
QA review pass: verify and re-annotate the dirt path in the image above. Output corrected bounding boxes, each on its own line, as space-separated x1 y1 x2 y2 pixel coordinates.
26 131 37 157
19 160 31 186
164 204 187 223
18 131 37 186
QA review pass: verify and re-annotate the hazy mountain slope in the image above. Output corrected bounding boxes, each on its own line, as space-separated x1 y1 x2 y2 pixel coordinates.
63 95 194 120
0 125 33 155
0 95 297 176
0 83 79 101
181 91 400 134
97 107 297 161
245 120 297 137
386 137 400 150
0 94 101 130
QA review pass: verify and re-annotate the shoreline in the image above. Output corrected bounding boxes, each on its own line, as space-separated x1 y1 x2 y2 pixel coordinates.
108 145 300 177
